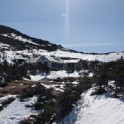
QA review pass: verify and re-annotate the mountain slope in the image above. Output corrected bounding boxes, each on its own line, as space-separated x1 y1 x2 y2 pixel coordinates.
0 25 61 51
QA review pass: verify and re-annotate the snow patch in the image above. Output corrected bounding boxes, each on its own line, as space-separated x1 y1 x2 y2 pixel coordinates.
0 96 37 124
30 70 80 81
1 33 39 46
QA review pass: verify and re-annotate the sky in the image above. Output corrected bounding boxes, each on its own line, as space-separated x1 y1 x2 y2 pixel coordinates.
0 0 124 53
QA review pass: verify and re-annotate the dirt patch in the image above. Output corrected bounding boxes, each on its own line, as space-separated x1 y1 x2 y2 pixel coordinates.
0 80 40 97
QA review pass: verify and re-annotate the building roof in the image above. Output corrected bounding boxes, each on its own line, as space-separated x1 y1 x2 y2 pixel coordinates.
26 55 81 64
43 55 64 63
26 57 40 63
64 59 80 63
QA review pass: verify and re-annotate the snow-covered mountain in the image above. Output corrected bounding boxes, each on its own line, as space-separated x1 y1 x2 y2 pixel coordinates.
0 25 124 63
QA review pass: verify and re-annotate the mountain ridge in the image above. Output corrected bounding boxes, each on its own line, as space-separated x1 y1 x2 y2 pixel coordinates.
0 25 123 54
0 25 124 63
0 25 62 51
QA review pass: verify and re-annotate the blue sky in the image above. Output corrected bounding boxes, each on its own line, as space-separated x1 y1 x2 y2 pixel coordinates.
0 0 124 53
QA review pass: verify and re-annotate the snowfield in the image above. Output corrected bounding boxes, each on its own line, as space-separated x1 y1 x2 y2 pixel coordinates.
0 96 37 124
60 88 124 124
45 50 124 62
0 49 124 64
1 88 124 124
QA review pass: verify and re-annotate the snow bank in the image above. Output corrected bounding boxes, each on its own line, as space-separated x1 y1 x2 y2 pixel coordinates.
61 89 124 124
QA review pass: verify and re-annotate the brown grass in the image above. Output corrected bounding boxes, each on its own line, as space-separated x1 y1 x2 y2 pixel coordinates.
0 80 40 97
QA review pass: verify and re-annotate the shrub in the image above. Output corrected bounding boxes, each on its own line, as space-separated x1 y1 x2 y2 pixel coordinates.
19 84 46 101
90 87 106 96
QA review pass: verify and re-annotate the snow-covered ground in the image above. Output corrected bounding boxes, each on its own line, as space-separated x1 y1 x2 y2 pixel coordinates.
60 88 124 124
1 33 39 46
0 96 37 124
0 49 124 64
0 94 17 103
0 43 10 49
1 88 124 124
30 70 80 81
44 50 124 62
